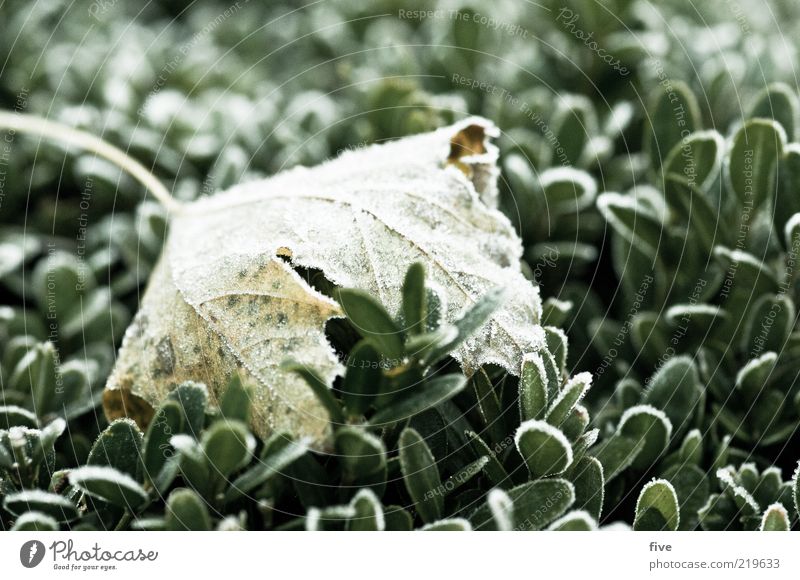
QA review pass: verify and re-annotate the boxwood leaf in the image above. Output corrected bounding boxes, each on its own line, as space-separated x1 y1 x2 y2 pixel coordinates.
634 479 680 531
283 362 344 425
569 455 604 521
369 374 466 426
218 374 251 423
165 488 211 531
401 262 427 337
749 82 799 140
347 488 385 531
3 490 79 522
201 420 255 478
645 80 700 169
643 355 701 433
515 419 573 478
617 405 673 469
547 510 597 531
399 427 442 524
664 131 724 190
384 505 414 531
792 462 800 519
465 430 510 488
87 418 143 479
545 372 592 427
543 326 568 374
735 352 777 405
539 167 597 214
226 433 308 503
760 503 790 531
69 466 148 509
743 295 794 355
420 518 472 531
142 400 183 489
593 434 645 482
597 192 664 254
11 511 59 531
519 353 548 422
486 488 514 531
663 174 721 253
727 119 785 208
167 381 209 438
0 405 38 429
776 148 800 238
473 479 575 530
541 298 572 327
662 463 709 530
336 288 405 361
335 426 386 480
341 341 382 417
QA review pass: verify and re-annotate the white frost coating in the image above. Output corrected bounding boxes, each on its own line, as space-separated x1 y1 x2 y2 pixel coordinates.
713 246 776 273
5 488 76 507
582 428 600 448
663 130 725 188
521 351 547 383
420 518 473 530
514 419 574 472
547 371 593 415
168 117 543 380
539 166 598 211
760 502 790 531
351 488 386 531
665 303 726 321
305 505 357 531
784 210 800 248
635 478 679 529
546 510 598 530
735 351 777 386
68 466 148 502
487 489 514 531
617 404 673 442
716 468 761 513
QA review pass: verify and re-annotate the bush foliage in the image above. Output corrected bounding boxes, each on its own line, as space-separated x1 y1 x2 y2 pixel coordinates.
1 0 800 530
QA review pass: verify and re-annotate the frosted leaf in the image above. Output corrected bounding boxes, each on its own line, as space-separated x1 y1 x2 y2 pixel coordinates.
104 117 543 443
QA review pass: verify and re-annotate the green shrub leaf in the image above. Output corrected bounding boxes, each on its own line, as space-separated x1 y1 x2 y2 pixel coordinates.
515 419 573 478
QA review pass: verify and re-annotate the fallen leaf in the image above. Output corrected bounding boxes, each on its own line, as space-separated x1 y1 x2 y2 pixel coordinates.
104 117 544 443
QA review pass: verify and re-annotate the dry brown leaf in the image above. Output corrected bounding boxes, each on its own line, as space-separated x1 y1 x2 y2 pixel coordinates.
103 117 544 443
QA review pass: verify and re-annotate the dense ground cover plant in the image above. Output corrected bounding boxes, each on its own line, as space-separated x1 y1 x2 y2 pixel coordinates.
1 0 800 530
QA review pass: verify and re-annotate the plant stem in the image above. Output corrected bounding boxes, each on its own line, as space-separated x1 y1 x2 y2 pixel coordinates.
0 111 182 214
115 511 133 531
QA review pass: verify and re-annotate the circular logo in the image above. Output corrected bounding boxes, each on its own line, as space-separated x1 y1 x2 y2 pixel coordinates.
20 540 46 568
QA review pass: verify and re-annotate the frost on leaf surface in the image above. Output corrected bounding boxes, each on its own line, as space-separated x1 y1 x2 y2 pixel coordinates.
104 117 543 443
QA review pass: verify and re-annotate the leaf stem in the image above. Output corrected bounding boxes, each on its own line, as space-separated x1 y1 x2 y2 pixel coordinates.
0 111 182 214
114 510 133 531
